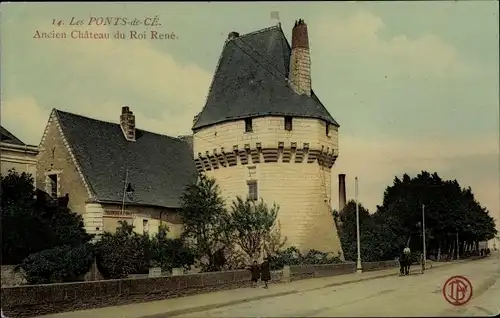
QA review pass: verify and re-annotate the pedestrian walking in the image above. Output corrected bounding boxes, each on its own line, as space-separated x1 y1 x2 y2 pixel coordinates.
260 257 271 289
247 260 260 288
420 253 425 274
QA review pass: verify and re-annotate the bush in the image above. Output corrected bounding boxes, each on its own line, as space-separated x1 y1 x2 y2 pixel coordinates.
18 244 94 284
269 247 343 270
150 225 195 273
94 221 151 279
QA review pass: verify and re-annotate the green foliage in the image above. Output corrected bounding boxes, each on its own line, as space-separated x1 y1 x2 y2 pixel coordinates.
229 196 279 259
338 200 402 262
1 169 92 265
263 220 288 257
95 222 196 279
178 174 232 272
18 244 94 284
269 247 343 270
338 171 498 262
150 225 195 273
94 221 151 279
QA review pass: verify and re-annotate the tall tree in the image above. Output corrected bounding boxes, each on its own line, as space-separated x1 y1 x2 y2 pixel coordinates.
337 200 399 262
375 171 497 260
1 169 91 265
178 174 231 272
229 196 280 260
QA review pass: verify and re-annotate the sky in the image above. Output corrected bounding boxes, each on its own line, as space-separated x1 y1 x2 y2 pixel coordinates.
1 2 499 231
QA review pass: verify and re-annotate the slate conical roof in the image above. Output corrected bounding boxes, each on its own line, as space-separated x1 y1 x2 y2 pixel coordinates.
192 24 339 131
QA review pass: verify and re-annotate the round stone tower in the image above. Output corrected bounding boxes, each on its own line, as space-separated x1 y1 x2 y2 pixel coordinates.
192 20 343 257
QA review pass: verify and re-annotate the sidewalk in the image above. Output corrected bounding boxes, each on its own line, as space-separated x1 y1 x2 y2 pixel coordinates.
40 260 468 318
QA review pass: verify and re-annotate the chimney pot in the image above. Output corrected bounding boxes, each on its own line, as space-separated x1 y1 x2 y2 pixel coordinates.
227 31 239 40
291 19 309 49
122 106 130 114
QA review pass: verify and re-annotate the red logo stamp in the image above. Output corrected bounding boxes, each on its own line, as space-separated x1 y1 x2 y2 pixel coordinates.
442 275 473 306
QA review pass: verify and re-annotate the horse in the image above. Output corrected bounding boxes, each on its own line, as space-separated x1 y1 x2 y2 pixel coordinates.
403 253 411 275
403 247 411 275
399 247 411 276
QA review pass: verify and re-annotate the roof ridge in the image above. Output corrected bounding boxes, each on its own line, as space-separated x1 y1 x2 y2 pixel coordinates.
240 25 281 38
54 109 186 141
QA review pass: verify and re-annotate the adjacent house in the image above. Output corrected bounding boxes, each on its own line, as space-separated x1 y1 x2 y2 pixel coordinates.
36 107 196 239
0 126 38 183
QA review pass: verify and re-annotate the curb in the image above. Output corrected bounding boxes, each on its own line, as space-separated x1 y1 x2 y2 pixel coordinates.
138 259 481 318
140 290 299 318
139 270 410 317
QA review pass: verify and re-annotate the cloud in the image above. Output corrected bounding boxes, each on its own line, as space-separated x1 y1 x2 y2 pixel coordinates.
30 22 212 136
0 97 50 146
332 134 500 220
312 11 467 78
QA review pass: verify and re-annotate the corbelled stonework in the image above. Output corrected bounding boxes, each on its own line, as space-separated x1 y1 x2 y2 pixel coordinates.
194 144 338 173
193 116 343 257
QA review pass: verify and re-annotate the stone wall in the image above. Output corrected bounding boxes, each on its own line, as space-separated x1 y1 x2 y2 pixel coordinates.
1 261 398 318
1 266 26 287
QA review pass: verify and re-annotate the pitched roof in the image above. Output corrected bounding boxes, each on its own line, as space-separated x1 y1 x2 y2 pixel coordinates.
1 126 25 145
192 25 339 130
54 110 197 209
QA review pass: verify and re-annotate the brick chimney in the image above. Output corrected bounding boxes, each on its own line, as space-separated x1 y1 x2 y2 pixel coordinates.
288 19 311 96
120 106 136 141
338 174 347 212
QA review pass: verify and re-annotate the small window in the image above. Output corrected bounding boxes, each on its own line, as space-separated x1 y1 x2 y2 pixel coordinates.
326 123 330 137
248 180 258 201
143 219 149 235
245 118 253 133
285 116 293 131
48 174 58 198
248 166 256 179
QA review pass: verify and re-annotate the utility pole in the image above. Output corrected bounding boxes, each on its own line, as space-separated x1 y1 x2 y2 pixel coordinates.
355 177 362 273
121 167 129 215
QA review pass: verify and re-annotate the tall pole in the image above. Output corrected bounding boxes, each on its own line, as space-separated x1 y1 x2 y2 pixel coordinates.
355 177 362 273
456 231 459 260
422 204 426 269
121 168 129 215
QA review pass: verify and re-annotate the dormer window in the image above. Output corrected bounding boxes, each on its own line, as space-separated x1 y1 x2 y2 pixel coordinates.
245 118 253 133
284 116 293 131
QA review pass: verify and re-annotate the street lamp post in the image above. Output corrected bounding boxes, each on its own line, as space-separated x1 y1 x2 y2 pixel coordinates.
355 177 362 273
422 204 426 270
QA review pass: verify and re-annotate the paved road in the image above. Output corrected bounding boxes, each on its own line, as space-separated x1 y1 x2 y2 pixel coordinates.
174 255 500 317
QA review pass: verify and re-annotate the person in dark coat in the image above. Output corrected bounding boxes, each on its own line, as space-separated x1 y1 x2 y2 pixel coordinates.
247 260 260 287
260 257 271 289
399 250 405 276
